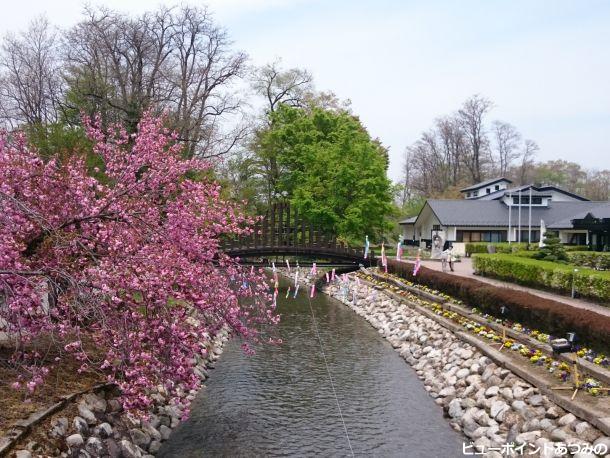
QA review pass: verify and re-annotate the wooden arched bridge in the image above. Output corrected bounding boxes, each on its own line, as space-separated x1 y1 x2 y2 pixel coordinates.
222 203 374 267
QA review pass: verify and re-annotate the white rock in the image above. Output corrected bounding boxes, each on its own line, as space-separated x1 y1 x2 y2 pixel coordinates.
458 348 474 359
516 430 542 445
82 393 107 413
474 436 491 450
448 398 464 419
539 418 555 432
77 404 97 425
50 417 69 437
130 428 151 449
550 428 570 442
94 422 113 439
85 437 104 456
545 406 561 419
120 440 142 458
574 421 593 435
149 440 162 454
66 434 84 448
593 436 610 453
490 400 509 421
511 400 527 413
527 394 544 407
500 387 513 400
470 426 488 439
14 451 32 458
558 413 576 427
455 368 470 379
485 386 499 397
513 386 526 399
159 424 172 441
438 386 456 397
72 416 89 435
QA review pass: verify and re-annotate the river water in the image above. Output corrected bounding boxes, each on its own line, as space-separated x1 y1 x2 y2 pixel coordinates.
158 277 465 457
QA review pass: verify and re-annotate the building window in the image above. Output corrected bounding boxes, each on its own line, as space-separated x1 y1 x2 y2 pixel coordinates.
432 225 441 231
456 230 507 243
467 192 471 197
473 190 479 197
512 196 543 205
486 188 490 194
518 230 541 243
568 233 587 245
495 185 500 191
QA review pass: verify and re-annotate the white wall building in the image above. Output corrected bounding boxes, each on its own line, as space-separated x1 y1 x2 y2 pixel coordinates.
399 178 603 256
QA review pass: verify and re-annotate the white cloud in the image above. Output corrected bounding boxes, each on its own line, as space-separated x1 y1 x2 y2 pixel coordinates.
0 0 608 180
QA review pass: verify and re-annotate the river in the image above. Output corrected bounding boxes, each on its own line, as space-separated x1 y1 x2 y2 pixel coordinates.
158 276 465 457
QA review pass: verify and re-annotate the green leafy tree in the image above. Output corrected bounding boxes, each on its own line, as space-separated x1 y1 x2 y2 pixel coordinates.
255 104 394 244
534 231 568 262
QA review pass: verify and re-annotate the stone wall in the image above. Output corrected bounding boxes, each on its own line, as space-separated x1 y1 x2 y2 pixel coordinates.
9 329 229 458
324 275 610 458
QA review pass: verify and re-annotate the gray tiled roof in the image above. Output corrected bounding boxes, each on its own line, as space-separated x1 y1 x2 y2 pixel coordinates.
426 199 608 228
460 177 512 192
548 202 610 228
467 183 588 202
475 189 510 200
399 216 417 224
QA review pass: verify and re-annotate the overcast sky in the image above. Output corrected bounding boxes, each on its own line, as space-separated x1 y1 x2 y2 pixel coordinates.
1 0 609 180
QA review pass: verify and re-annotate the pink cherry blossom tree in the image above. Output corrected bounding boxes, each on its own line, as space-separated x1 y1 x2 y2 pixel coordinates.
0 113 278 414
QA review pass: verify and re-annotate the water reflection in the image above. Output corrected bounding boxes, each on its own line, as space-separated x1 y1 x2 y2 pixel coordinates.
159 277 464 457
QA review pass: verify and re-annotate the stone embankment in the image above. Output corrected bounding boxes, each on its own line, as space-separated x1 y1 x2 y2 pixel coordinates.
8 329 229 458
319 272 610 458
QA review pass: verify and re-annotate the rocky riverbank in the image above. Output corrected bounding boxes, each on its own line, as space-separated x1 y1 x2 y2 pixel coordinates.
318 271 610 458
8 329 229 458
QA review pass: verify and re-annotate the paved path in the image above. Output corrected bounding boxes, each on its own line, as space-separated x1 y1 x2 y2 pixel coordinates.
416 257 610 318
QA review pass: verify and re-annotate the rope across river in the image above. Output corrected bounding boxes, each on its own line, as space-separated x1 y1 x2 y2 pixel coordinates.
306 287 355 457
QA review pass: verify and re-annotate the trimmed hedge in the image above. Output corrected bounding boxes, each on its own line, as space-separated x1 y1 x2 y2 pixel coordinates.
465 242 529 256
563 245 590 252
464 243 588 256
385 259 610 352
567 251 610 271
472 254 610 303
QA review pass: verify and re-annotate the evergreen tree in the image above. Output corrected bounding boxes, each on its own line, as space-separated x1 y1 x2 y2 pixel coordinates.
534 232 568 262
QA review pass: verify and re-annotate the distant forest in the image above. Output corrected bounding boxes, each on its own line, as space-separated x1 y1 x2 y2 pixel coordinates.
396 95 610 213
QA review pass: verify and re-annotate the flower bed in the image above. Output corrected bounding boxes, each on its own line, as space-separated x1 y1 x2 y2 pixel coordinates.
369 270 610 372
384 259 610 353
357 271 608 397
472 253 610 302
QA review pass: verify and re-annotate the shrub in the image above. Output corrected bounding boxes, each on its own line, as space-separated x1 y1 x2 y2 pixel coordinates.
385 259 610 352
472 254 610 302
567 251 610 271
465 243 588 257
512 250 538 258
465 242 528 256
533 232 568 262
563 245 590 252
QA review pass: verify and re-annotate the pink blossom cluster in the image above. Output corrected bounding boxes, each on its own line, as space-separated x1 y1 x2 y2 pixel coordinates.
0 114 278 414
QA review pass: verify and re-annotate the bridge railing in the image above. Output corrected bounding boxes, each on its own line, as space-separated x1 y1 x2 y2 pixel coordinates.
221 203 365 258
